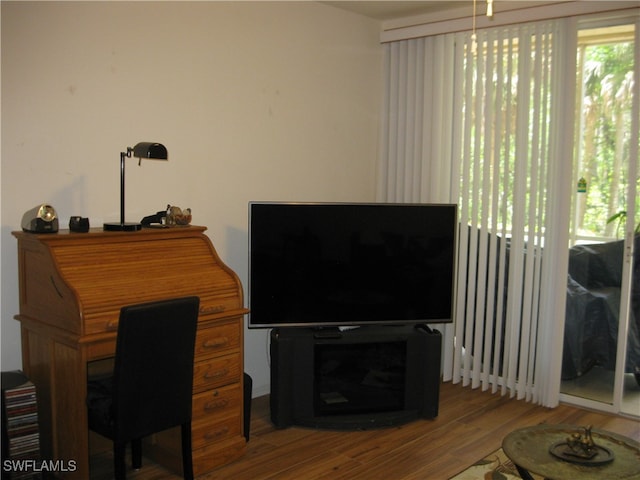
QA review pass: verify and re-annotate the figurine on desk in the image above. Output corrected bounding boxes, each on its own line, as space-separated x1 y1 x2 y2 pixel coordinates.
141 204 192 227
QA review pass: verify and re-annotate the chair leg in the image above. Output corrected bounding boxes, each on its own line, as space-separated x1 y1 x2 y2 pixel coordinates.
180 422 194 480
131 438 142 469
114 441 127 480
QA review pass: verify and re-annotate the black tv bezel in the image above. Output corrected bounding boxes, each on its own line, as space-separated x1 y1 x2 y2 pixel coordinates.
247 201 458 329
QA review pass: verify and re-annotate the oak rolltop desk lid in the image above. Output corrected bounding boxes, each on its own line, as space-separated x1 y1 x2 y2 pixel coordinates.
12 226 247 337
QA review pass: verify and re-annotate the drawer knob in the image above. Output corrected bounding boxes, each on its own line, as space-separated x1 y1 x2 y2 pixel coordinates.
203 337 229 348
204 368 229 380
204 399 229 410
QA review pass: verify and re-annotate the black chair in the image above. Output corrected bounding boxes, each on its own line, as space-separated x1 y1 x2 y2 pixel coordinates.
87 296 200 480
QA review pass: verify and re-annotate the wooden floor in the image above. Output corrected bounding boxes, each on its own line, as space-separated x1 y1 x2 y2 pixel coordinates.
90 381 640 479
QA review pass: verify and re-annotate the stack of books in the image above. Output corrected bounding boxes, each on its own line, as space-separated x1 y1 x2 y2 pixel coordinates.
1 371 41 479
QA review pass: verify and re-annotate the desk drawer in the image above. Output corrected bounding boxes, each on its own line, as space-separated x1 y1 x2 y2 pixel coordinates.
192 383 241 421
194 321 240 359
192 436 246 477
191 413 242 450
193 352 240 391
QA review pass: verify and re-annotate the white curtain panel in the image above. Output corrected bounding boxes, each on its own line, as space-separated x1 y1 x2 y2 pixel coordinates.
378 19 575 407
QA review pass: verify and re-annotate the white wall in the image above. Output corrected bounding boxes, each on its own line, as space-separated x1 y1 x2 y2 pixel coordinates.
1 1 382 396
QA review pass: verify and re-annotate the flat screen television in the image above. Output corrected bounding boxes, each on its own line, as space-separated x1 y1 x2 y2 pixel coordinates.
248 202 457 329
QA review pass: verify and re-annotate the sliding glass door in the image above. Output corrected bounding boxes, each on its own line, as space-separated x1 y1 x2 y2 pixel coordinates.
561 16 639 418
379 7 639 410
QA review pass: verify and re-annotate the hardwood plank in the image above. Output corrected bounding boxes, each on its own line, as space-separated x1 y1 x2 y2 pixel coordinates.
90 381 640 479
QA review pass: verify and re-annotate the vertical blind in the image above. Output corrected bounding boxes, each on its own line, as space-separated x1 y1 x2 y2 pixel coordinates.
378 19 573 407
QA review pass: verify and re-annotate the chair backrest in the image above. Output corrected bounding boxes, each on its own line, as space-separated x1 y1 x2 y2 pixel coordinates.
111 296 200 442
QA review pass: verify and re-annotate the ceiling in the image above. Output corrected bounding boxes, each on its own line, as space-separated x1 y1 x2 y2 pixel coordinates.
322 1 569 22
322 1 465 21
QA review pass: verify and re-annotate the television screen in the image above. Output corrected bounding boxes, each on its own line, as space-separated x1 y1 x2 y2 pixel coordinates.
248 202 457 328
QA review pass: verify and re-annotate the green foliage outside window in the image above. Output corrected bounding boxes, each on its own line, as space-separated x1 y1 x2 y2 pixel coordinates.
575 39 637 240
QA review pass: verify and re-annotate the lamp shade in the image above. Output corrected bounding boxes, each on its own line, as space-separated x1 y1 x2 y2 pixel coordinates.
132 142 168 160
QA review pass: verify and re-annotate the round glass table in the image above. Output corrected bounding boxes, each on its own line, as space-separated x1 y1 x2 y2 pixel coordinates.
502 424 640 480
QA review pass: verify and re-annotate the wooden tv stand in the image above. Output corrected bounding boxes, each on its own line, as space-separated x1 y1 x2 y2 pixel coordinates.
270 325 441 430
12 226 248 478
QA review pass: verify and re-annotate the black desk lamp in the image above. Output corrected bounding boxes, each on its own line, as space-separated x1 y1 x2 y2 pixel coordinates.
103 142 168 232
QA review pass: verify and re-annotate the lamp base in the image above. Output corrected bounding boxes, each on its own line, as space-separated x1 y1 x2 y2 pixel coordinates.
103 222 142 232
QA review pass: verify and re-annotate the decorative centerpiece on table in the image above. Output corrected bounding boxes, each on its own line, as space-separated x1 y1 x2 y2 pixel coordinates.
549 425 614 465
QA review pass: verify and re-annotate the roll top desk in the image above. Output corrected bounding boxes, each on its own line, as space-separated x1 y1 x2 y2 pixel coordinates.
12 226 248 478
